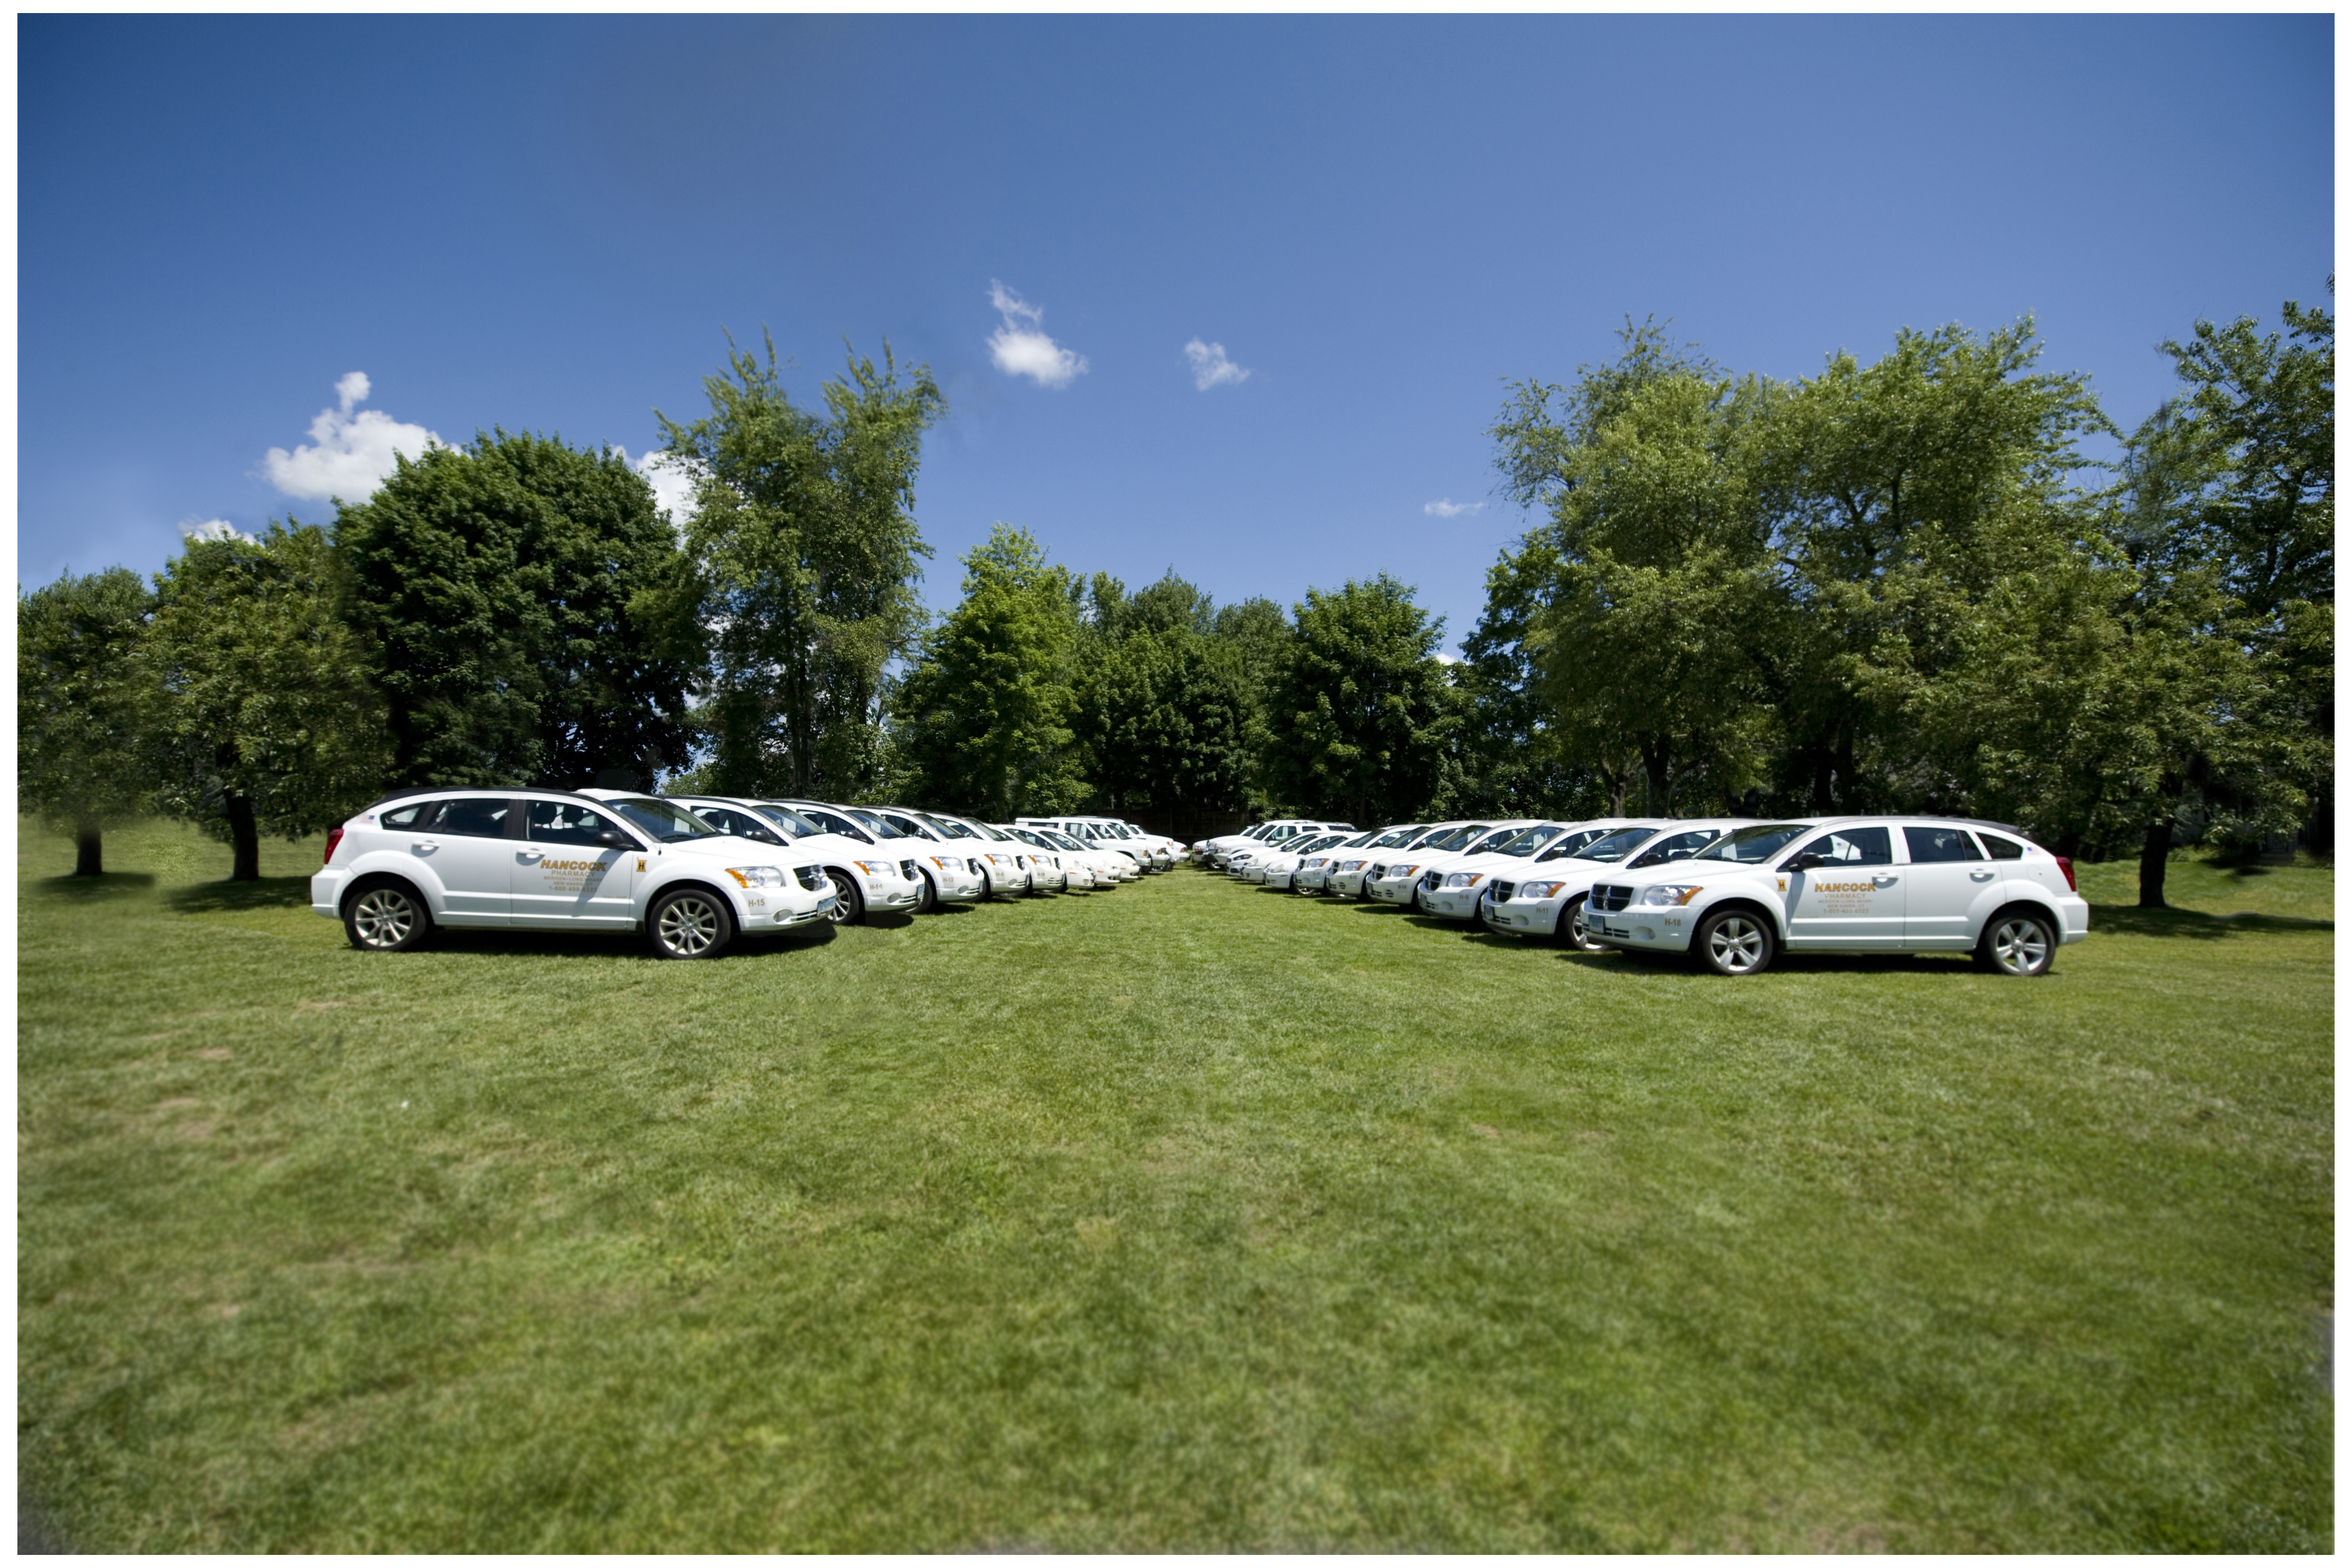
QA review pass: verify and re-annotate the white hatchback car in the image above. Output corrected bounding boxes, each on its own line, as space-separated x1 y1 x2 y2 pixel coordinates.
1583 817 2092 976
1362 821 1511 906
1321 825 1430 898
1478 818 1734 946
1413 820 1598 921
313 788 834 960
855 806 995 908
1253 831 1357 889
921 811 1043 898
658 794 923 926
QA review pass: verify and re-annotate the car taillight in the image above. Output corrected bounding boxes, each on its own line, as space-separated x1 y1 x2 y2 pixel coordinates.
323 826 345 865
2055 856 2078 892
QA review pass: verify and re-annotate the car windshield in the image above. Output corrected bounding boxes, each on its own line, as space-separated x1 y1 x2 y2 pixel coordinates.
750 803 824 839
1569 826 1657 863
848 810 907 840
1371 826 1422 848
614 797 718 842
1536 826 1615 862
1423 824 1490 853
1463 826 1522 855
970 822 1013 841
1485 824 1566 858
1045 831 1086 850
1692 823 1811 863
1009 828 1049 848
879 812 940 841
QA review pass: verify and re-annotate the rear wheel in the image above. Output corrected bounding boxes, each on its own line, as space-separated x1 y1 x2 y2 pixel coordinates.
1555 895 1592 951
1977 910 2056 976
828 872 866 925
1693 907 1775 976
344 878 432 952
648 886 734 960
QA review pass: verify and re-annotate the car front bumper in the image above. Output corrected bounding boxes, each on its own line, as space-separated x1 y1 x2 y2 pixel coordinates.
1419 885 1491 920
1483 895 1571 934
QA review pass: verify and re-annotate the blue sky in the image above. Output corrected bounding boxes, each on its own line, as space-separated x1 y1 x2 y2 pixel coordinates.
19 14 2334 651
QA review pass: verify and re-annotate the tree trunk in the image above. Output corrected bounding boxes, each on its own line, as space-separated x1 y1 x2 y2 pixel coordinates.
225 794 261 882
1643 742 1672 817
1809 744 1834 812
74 822 103 878
2137 822 2171 909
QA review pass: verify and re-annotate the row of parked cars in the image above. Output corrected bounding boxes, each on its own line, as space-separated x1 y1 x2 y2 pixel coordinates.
1193 813 2092 977
310 786 1182 959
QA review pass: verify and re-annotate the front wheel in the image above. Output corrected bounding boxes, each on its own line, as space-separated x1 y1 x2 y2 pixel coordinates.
914 869 938 913
1555 894 1593 951
345 879 432 952
828 872 866 925
1692 908 1775 976
648 886 735 960
1977 910 2056 976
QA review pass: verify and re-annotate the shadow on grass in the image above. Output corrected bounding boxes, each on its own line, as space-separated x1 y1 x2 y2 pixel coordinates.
409 923 840 962
166 876 313 915
1573 948 1993 981
32 870 157 901
2088 903 2332 940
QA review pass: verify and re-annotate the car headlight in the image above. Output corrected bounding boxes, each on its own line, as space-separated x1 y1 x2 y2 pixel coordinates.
1442 872 1485 889
724 865 787 887
1638 884 1704 907
1340 860 1366 872
852 859 898 877
1392 865 1418 880
1521 881 1567 900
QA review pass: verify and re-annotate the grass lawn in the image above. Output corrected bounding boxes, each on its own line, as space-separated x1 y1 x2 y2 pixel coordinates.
17 818 2333 1551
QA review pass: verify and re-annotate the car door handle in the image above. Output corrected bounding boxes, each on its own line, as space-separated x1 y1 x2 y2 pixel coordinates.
415 839 440 853
519 848 544 861
1872 874 1898 886
1970 869 1995 881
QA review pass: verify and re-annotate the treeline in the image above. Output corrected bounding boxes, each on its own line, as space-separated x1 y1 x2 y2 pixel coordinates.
20 295 2332 909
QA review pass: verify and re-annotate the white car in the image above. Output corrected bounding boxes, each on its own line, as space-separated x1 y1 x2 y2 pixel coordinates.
1227 820 1356 879
1031 825 1134 885
921 811 1043 898
1583 817 2092 976
1000 825 1079 891
1252 831 1357 889
1018 817 1158 875
661 794 924 926
852 806 996 908
1197 819 1352 870
1362 820 1514 906
1413 820 1602 921
1292 829 1384 893
1322 824 1430 898
1478 818 1745 946
313 787 834 960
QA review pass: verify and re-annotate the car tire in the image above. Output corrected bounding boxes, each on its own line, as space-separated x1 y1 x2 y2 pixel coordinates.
976 868 995 902
647 886 735 960
344 877 432 953
915 869 938 913
1976 909 2056 976
828 873 866 926
1556 895 1593 951
1692 906 1775 976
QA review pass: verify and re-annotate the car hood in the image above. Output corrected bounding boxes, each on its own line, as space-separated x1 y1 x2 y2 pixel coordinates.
660 836 819 869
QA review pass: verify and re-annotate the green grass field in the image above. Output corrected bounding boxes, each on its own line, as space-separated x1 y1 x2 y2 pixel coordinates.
18 818 2333 1551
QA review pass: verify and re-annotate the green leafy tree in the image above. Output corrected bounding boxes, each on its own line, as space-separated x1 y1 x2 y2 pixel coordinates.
18 567 155 875
1079 625 1253 821
891 525 1087 819
1259 575 1460 825
141 524 392 881
663 337 944 799
334 431 697 788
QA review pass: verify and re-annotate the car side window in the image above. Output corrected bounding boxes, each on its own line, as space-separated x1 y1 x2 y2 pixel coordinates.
1980 832 2027 860
1791 826 1893 866
697 806 785 846
528 800 627 847
1629 830 1718 869
379 801 436 830
1903 825 1983 863
437 798 514 838
880 813 932 840
801 807 873 843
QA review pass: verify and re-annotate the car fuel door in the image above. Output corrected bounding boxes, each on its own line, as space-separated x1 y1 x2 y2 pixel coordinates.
513 799 638 929
1780 827 1903 947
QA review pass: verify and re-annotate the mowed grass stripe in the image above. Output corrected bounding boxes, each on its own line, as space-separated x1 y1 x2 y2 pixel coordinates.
17 819 2331 1551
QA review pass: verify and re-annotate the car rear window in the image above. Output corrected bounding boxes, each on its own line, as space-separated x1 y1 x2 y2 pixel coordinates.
379 801 434 830
1980 832 2028 860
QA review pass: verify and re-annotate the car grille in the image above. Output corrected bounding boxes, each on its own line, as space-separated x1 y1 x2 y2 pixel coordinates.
901 860 919 881
1590 884 1632 912
1492 881 1515 903
968 859 983 875
1420 871 1442 891
1369 865 1387 880
794 866 824 891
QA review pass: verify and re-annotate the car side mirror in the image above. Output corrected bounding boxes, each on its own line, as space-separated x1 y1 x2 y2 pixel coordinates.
597 829 634 849
1786 852 1823 871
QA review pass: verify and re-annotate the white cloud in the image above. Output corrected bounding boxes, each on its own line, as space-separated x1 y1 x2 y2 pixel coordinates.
261 372 449 501
1183 338 1251 391
987 280 1088 388
624 448 708 535
1423 499 1486 518
179 518 253 543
